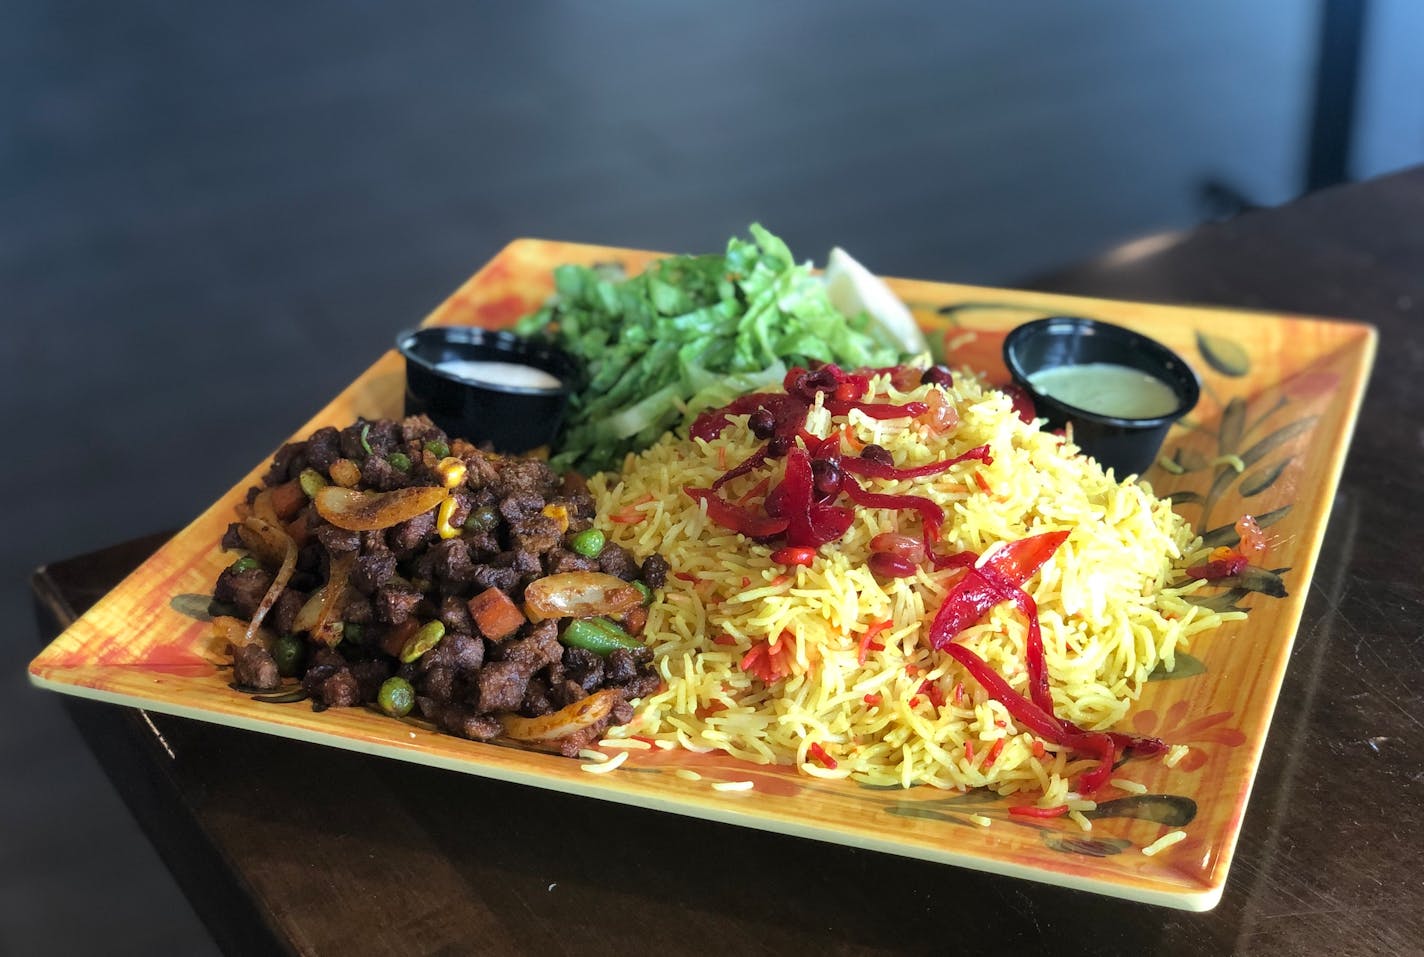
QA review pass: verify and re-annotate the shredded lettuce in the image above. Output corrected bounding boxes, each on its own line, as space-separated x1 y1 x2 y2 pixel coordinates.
516 224 910 474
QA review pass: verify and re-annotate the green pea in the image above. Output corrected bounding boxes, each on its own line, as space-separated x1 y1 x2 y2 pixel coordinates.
387 451 412 473
298 468 328 498
377 676 415 717
399 620 446 663
464 504 500 532
272 634 307 678
342 622 364 645
424 439 450 459
633 581 653 606
559 617 644 656
229 555 261 574
569 527 606 558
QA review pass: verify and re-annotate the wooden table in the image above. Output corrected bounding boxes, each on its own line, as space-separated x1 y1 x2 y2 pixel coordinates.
32 169 1424 956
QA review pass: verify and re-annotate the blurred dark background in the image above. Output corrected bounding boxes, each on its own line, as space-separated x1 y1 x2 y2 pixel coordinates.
5 2 1421 953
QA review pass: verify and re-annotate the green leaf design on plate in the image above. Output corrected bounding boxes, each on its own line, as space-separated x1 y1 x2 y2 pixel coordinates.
1196 331 1251 377
1087 795 1198 826
1172 448 1211 473
936 301 1049 320
886 806 976 827
249 688 310 704
1167 490 1204 506
1200 504 1292 549
1241 458 1291 497
1042 834 1133 857
1147 653 1207 682
1245 395 1289 437
1212 565 1290 598
170 593 218 621
1240 416 1318 469
1217 397 1247 456
1183 588 1250 614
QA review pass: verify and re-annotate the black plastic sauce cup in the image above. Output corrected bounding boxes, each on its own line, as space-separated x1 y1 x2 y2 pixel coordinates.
396 327 580 454
1002 317 1200 477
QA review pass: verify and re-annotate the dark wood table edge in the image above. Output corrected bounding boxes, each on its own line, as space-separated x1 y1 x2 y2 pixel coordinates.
30 533 295 957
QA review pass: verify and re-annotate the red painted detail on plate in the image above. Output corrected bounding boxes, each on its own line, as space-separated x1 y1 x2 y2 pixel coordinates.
473 294 533 329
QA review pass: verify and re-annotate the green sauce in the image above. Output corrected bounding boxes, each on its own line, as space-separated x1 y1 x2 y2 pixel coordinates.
1028 363 1179 419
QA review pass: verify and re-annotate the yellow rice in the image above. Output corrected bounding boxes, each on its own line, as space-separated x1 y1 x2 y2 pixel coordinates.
591 368 1238 797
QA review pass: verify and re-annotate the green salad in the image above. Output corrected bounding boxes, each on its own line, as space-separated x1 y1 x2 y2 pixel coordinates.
516 225 924 474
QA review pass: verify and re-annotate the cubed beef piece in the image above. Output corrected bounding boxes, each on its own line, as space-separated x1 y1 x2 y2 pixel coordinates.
232 645 280 690
318 669 362 708
620 672 662 700
509 513 561 556
263 441 308 486
365 419 402 456
549 679 588 709
401 415 444 445
270 588 307 635
296 542 323 574
469 564 519 594
422 632 485 675
611 698 635 725
374 584 423 624
463 528 500 560
220 523 245 550
520 679 554 718
338 420 372 459
305 427 342 471
214 566 274 620
477 661 528 713
427 538 473 585
640 554 670 589
562 647 605 691
462 452 501 491
360 454 408 491
419 665 456 703
498 490 545 523
437 707 502 741
511 548 542 579
605 647 640 684
497 621 562 672
498 458 560 499
388 509 436 556
445 487 475 530
315 523 361 554
352 550 397 593
343 595 373 624
597 542 640 581
544 547 599 575
556 723 610 758
438 595 476 636
349 659 393 703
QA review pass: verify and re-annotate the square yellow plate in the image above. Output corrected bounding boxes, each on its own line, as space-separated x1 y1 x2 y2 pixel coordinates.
29 240 1376 911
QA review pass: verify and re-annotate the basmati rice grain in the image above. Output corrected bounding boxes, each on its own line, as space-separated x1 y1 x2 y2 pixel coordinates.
712 780 755 792
1111 778 1149 794
577 749 609 763
1142 830 1188 856
580 750 629 774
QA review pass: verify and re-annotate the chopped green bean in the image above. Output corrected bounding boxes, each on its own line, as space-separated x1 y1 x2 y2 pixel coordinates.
377 676 415 717
272 634 306 678
359 422 373 456
559 617 644 656
569 528 606 558
399 620 446 663
633 581 653 606
298 468 328 498
229 555 262 574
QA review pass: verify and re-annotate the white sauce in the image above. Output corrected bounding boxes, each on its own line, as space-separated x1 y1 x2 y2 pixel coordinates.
1028 363 1179 419
437 359 562 391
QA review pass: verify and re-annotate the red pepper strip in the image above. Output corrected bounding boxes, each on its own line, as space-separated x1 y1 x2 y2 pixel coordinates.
1002 383 1037 424
842 444 993 481
808 742 839 769
926 531 1071 650
825 398 930 420
929 550 979 571
771 546 816 567
842 474 945 547
1009 804 1070 818
711 446 768 491
1061 730 1117 794
734 476 771 508
684 486 789 539
976 564 1053 716
857 619 893 665
690 394 776 441
780 447 855 547
1186 554 1248 580
940 642 1069 743
984 738 1005 767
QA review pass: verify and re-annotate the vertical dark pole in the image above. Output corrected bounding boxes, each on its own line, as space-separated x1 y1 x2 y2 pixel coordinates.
1305 0 1369 191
